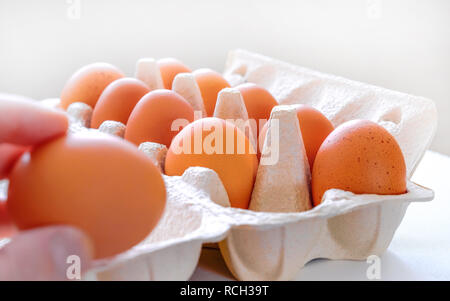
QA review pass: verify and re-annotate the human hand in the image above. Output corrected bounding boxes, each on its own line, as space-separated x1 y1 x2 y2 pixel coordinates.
0 94 93 280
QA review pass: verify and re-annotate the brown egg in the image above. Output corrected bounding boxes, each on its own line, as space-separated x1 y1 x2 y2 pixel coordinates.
311 119 406 206
165 117 258 209
157 58 191 90
193 69 230 116
294 105 334 168
7 131 166 259
90 78 150 128
125 89 194 147
235 83 278 135
60 63 124 110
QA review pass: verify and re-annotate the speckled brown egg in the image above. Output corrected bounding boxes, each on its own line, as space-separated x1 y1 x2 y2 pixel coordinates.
312 119 406 206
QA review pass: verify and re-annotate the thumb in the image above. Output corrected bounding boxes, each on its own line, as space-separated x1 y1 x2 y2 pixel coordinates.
0 226 93 281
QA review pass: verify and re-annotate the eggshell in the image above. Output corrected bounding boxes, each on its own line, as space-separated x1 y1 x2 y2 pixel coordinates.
165 117 258 209
60 63 124 109
235 83 278 135
125 89 195 147
90 78 150 128
312 119 407 206
294 105 334 167
193 69 231 116
158 58 191 90
7 131 166 259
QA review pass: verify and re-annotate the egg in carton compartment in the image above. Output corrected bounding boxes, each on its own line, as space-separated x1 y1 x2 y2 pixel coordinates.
34 50 437 280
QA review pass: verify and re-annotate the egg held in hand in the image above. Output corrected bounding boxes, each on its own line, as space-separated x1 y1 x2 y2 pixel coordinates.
125 89 194 147
7 131 166 259
60 63 125 110
165 117 258 209
311 119 407 206
90 78 150 128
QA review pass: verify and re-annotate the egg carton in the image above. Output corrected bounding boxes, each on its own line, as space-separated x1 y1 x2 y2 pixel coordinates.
5 50 437 281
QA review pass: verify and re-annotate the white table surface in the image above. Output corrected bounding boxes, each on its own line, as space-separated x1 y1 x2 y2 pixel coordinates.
190 150 450 281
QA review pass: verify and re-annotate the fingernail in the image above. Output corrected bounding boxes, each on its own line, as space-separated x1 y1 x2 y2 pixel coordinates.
49 228 93 280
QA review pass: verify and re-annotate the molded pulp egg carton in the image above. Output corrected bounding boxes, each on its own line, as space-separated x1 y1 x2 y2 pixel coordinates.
3 50 437 281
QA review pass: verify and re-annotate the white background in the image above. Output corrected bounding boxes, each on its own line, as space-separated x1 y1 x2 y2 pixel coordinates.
0 0 449 155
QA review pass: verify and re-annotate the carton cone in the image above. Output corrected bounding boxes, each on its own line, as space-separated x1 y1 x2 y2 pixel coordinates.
172 73 207 117
98 120 126 138
213 88 257 151
249 105 312 213
135 58 164 91
138 142 168 173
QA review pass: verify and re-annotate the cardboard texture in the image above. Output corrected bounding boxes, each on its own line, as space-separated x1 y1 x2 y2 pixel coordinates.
213 88 257 151
98 120 126 138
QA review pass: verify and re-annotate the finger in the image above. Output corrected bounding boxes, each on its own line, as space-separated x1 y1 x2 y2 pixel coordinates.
0 93 68 146
0 143 28 179
0 226 93 281
0 201 15 238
